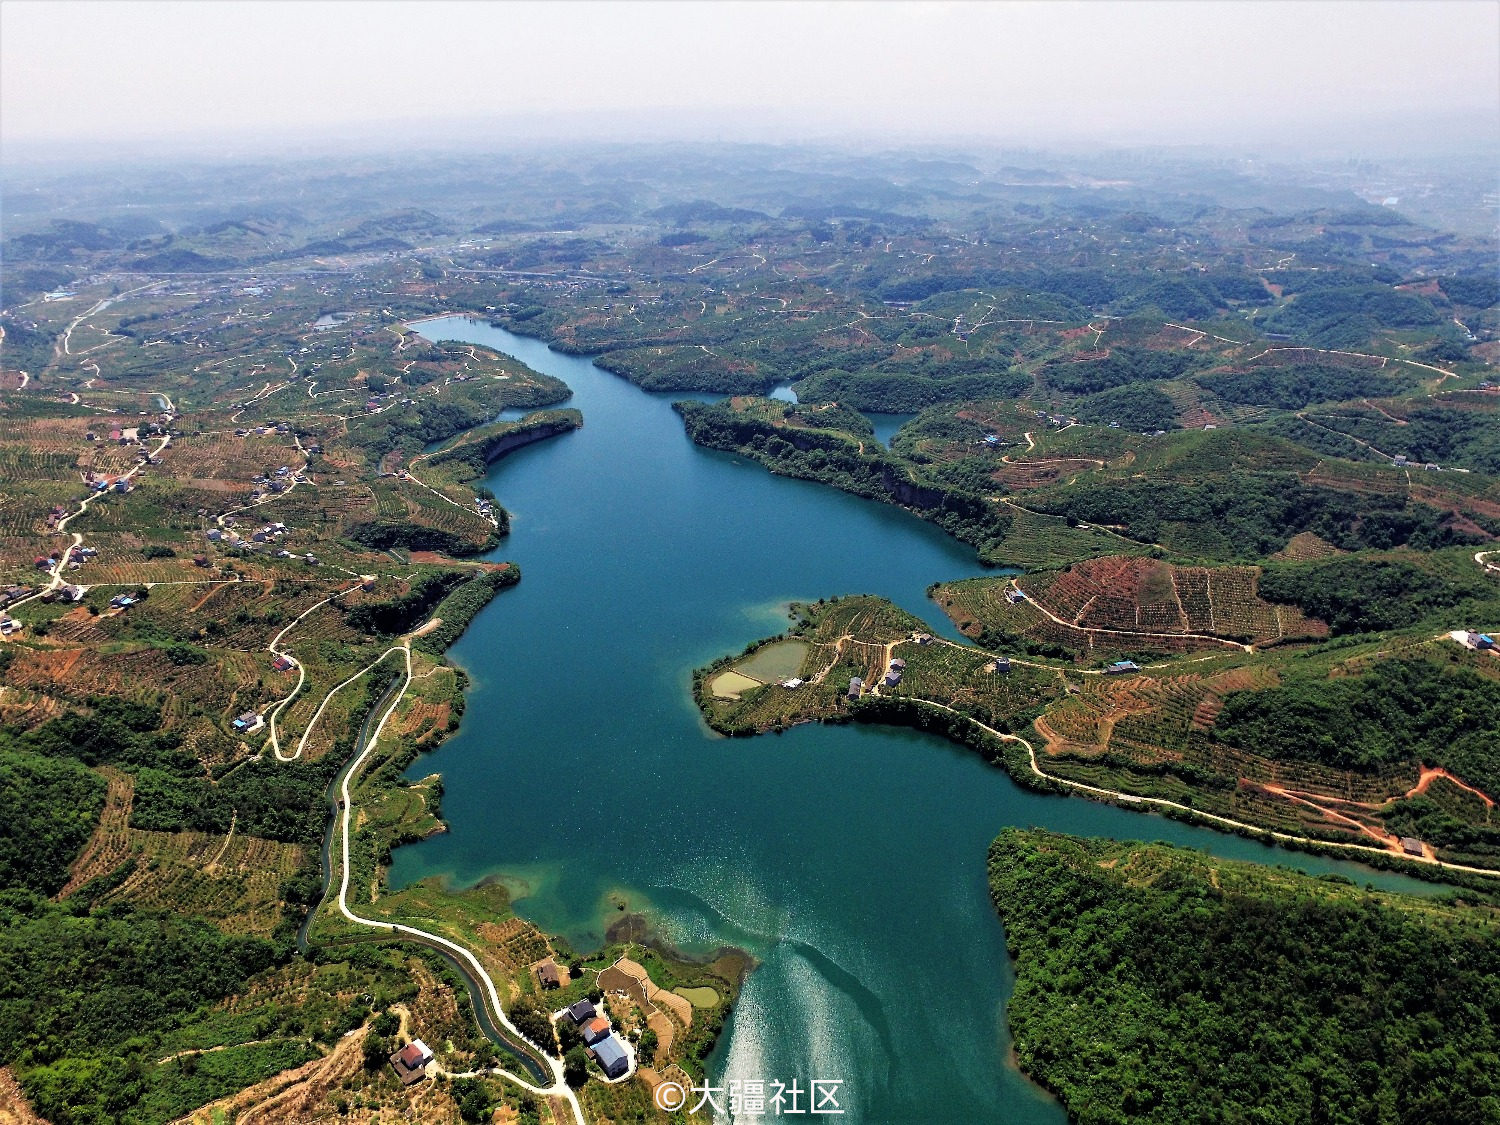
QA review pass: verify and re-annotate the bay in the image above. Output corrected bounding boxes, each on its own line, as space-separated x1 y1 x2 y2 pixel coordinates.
392 316 1441 1125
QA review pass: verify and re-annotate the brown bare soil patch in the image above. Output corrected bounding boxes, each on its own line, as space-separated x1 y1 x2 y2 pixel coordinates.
0 1066 51 1125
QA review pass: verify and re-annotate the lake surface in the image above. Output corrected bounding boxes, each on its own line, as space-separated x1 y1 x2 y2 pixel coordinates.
393 317 1440 1125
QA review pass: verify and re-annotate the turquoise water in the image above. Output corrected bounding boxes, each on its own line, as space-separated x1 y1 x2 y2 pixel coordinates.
865 411 917 448
392 317 1441 1125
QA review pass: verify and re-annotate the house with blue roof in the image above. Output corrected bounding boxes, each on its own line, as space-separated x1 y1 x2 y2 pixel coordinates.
589 1033 629 1080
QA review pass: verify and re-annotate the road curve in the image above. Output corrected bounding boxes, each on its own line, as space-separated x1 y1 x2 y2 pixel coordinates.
904 697 1500 880
318 642 589 1124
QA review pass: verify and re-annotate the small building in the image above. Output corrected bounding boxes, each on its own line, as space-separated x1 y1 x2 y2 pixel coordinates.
536 960 562 990
272 655 294 672
112 480 131 493
206 529 223 541
232 711 261 732
582 1016 612 1046
193 555 210 568
883 671 902 688
1005 587 1027 604
1400 837 1425 857
0 618 19 636
913 633 933 645
1105 660 1140 675
389 1039 433 1086
589 1034 629 1080
34 557 52 570
780 677 805 689
58 585 86 603
566 999 597 1025
889 658 906 671
847 677 863 700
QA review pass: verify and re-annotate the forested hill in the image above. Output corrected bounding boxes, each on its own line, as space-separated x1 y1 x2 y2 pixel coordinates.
988 830 1500 1125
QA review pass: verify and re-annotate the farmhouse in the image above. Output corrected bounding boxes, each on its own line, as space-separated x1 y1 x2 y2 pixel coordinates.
847 677 863 700
1401 837 1425 857
272 655 294 672
232 711 262 732
589 1034 630 1080
883 671 902 688
389 1039 433 1086
535 960 562 990
1105 660 1141 674
565 999 597 1024
582 1016 611 1046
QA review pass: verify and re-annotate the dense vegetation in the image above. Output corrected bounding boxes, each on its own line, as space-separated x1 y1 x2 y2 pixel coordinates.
989 830 1500 1125
0 892 284 1125
1196 364 1420 408
1044 347 1203 394
411 567 521 655
1071 383 1178 431
674 399 1014 559
1214 657 1500 794
1258 551 1500 634
1029 474 1482 560
0 749 106 895
343 571 471 636
795 367 1031 412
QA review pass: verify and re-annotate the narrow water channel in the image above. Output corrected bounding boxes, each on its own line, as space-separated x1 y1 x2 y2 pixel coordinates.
392 316 1441 1124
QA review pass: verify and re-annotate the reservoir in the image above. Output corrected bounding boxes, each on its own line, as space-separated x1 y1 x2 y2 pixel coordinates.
392 316 1441 1124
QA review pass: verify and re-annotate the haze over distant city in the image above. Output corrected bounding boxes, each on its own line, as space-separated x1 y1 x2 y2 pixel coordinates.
3 0 1498 159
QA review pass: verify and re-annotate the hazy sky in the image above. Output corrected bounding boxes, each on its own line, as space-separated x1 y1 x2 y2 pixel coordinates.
3 0 1497 152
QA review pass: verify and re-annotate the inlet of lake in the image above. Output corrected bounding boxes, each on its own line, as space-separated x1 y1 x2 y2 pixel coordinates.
392 316 1440 1124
